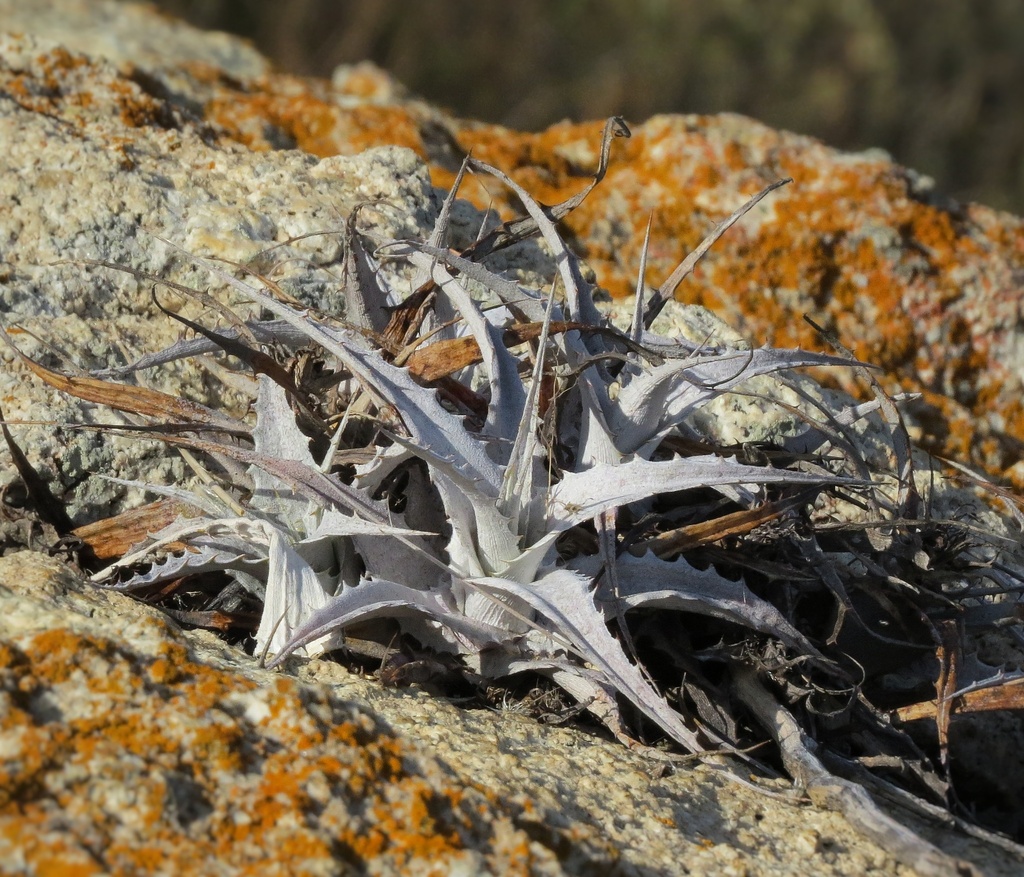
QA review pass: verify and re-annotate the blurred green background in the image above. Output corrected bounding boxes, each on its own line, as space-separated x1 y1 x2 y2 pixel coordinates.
151 0 1024 215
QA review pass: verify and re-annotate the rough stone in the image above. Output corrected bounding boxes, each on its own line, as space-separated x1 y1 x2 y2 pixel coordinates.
3 550 1020 877
31 1 1015 488
0 552 572 877
1 3 1023 876
0 23 548 523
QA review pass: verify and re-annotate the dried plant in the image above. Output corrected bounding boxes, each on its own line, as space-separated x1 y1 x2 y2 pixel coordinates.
7 118 1023 874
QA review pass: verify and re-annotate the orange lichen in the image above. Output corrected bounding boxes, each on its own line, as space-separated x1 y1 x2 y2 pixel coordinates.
110 79 179 131
204 75 426 159
0 625 554 874
0 45 182 137
333 64 397 101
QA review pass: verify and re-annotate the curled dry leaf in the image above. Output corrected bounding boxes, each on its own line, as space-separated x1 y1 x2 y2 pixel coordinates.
1 334 246 435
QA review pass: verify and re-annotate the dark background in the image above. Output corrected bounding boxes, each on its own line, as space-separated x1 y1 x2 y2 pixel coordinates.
151 0 1024 215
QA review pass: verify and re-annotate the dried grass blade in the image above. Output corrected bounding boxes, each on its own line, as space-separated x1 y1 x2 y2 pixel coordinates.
79 259 256 342
161 607 260 632
935 620 961 771
898 676 1024 722
3 333 246 434
380 285 434 353
151 292 297 397
405 320 581 382
92 320 309 379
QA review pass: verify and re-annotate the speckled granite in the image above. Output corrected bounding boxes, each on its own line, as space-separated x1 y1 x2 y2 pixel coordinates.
5 550 1018 877
0 27 550 523
0 552 572 877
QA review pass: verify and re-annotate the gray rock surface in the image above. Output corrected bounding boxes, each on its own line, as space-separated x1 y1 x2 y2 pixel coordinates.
1 3 1023 876
0 11 552 524
3 549 1019 877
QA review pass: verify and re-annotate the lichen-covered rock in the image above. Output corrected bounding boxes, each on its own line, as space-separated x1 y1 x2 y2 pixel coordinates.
4 550 1018 877
1 3 1023 876
0 552 574 877
442 115 1024 487
4 0 1023 497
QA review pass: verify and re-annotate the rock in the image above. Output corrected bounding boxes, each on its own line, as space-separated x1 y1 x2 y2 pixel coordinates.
0 552 572 877
1 552 1016 877
168 31 1024 488
1 2 1023 875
